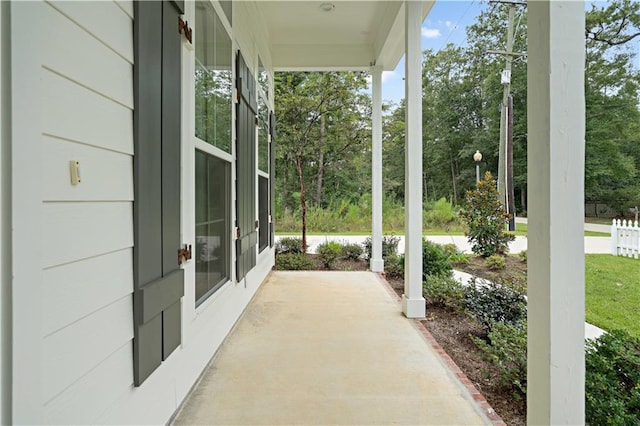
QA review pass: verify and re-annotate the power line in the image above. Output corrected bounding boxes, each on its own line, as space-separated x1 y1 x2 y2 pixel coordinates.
437 0 477 51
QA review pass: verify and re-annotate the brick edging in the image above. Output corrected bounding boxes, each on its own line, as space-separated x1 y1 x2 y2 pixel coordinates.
375 272 507 426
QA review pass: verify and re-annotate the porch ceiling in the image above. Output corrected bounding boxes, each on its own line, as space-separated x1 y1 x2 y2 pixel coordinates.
257 1 434 71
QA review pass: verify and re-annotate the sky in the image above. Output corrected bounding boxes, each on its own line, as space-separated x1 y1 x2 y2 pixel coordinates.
381 1 488 104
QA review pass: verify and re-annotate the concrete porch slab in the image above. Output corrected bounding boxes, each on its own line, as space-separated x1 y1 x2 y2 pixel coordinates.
173 271 493 425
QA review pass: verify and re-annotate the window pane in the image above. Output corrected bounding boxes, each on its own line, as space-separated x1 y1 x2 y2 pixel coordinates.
195 1 232 153
258 96 269 172
195 151 230 304
259 176 269 252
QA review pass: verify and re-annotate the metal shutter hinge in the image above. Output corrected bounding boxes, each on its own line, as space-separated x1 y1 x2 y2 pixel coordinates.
178 244 192 264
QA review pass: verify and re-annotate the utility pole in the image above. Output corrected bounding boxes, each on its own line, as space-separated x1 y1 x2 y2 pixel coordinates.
489 0 525 231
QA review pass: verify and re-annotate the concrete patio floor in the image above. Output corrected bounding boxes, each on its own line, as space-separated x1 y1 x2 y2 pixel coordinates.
173 271 494 425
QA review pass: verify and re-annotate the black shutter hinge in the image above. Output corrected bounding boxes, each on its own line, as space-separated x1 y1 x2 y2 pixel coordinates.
255 220 260 229
178 244 192 265
178 17 193 44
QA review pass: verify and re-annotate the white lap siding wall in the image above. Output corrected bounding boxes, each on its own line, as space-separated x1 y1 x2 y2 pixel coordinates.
11 1 274 424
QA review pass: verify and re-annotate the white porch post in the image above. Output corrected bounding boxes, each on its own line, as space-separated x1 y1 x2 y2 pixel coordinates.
402 1 425 318
527 2 585 424
370 65 384 273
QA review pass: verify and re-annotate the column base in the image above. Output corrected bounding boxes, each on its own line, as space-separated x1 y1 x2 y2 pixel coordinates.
402 295 425 318
370 258 384 273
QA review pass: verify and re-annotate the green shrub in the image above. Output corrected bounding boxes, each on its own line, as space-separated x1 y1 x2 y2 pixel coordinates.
424 197 458 228
518 250 527 263
316 241 342 269
486 255 506 270
459 172 515 257
276 237 304 254
441 243 460 256
385 254 405 279
586 330 640 425
363 235 400 261
441 243 469 264
472 320 527 399
463 278 527 331
423 274 464 308
422 239 453 278
341 242 364 261
275 253 315 270
317 241 342 269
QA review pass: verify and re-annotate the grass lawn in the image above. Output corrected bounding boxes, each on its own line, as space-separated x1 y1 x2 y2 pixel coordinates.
585 254 640 337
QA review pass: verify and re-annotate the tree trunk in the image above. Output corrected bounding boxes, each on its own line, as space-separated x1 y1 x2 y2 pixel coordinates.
295 155 308 254
520 184 527 214
449 150 458 205
315 114 326 205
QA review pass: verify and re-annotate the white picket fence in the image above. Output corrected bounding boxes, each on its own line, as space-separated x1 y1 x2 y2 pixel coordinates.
611 219 640 259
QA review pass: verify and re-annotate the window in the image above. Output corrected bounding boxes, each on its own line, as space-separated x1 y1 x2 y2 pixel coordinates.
195 151 230 304
259 176 269 252
258 96 269 173
194 2 232 305
195 1 232 153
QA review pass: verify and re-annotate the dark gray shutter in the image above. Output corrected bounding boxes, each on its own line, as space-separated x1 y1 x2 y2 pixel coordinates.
235 52 258 281
269 111 276 247
133 0 184 386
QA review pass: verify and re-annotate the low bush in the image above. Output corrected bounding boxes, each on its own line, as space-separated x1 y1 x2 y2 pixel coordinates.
424 197 459 229
275 253 315 270
518 250 527 263
459 172 515 257
441 243 469 264
422 239 453 278
341 242 364 261
585 329 640 425
423 274 464 308
316 241 342 269
385 254 405 279
276 237 304 254
472 320 527 399
363 235 400 261
486 255 506 270
463 279 527 331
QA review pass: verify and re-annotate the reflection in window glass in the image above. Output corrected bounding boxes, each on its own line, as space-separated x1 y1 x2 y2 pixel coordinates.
258 96 269 173
219 1 232 25
195 1 232 152
195 151 230 305
259 176 269 252
258 58 269 100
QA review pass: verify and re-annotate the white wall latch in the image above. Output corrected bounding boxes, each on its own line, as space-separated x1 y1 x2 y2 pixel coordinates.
69 160 81 185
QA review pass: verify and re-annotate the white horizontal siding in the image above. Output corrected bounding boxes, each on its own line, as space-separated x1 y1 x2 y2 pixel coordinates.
46 1 133 63
42 69 133 155
42 135 133 202
43 249 133 336
41 2 133 108
115 0 133 19
44 342 133 425
42 202 133 268
42 296 133 403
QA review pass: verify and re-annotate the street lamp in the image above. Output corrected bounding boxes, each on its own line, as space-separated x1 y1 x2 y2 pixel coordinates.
473 150 482 184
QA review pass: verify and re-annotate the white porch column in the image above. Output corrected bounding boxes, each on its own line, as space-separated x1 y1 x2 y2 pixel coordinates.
370 65 384 273
527 2 585 424
402 1 425 318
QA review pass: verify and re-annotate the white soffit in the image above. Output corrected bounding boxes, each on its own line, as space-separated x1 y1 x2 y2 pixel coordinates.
256 1 434 71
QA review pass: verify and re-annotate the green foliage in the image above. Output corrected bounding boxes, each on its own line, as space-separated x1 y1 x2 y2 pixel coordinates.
340 242 363 261
275 253 315 270
459 172 515 257
424 198 459 229
423 274 464 308
422 239 453 278
441 243 469 264
463 278 527 331
518 250 527 263
485 255 506 270
276 237 304 254
316 241 342 269
385 254 405 279
472 321 527 399
585 329 640 425
363 235 400 261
